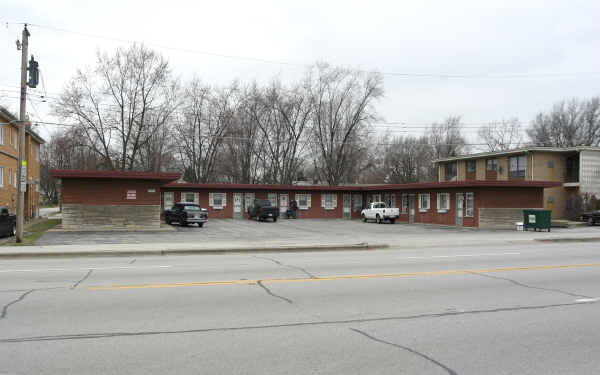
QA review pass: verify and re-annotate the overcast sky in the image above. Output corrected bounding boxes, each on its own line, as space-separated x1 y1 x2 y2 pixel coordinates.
1 0 599 143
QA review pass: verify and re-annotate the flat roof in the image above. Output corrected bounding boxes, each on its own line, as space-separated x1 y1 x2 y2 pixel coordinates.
164 180 560 191
51 169 181 182
434 146 600 163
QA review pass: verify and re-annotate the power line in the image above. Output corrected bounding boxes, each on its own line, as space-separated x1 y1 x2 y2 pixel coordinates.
5 21 600 80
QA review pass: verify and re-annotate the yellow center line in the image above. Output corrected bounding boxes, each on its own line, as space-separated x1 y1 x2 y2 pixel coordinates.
88 262 600 291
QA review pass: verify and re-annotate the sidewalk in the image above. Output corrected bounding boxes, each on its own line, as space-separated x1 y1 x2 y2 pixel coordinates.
0 227 598 258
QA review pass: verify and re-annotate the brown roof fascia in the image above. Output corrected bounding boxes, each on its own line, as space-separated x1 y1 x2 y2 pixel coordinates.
51 169 181 182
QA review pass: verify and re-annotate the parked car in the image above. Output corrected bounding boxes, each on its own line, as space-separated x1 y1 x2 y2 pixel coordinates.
361 202 400 224
164 203 208 227
581 210 600 226
247 199 280 222
0 206 16 237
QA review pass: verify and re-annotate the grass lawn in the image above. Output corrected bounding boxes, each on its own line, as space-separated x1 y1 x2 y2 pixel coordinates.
6 219 62 246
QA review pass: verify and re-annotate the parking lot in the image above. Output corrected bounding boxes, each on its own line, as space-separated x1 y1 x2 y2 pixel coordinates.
34 217 595 247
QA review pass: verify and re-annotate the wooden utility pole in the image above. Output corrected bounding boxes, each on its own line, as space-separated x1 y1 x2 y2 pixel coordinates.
16 24 29 243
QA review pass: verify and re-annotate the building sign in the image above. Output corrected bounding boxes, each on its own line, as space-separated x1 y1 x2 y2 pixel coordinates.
528 214 536 224
20 162 27 193
126 190 137 200
147 188 156 193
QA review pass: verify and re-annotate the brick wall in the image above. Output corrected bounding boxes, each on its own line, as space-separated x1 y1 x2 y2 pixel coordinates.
62 179 162 205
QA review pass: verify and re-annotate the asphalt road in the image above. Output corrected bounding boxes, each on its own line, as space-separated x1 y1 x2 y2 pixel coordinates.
1 242 599 374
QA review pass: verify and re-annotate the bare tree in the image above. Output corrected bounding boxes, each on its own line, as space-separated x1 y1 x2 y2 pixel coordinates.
477 118 523 152
54 44 178 170
527 97 600 147
380 135 433 183
308 63 383 185
249 81 312 184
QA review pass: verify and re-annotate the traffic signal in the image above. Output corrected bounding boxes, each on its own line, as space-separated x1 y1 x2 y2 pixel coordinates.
27 55 39 88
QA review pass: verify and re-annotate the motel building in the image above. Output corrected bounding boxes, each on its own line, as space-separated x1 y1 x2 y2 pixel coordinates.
51 169 559 231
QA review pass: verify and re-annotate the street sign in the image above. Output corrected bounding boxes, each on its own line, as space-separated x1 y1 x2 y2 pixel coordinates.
20 165 27 192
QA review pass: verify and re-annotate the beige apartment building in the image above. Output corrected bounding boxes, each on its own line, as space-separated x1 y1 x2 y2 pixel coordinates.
0 106 45 219
435 147 600 219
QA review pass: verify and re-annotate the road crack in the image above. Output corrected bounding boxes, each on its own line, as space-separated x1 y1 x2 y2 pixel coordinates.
350 328 458 375
253 255 316 279
71 269 93 289
1 289 34 320
129 259 136 264
2 299 597 343
256 280 293 304
469 271 592 299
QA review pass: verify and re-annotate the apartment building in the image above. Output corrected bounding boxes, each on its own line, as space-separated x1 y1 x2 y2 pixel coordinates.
435 147 600 219
0 106 45 219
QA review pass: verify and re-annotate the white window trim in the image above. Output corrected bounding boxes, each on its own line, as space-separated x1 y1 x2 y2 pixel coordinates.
296 192 311 210
0 166 4 188
267 193 278 207
437 193 450 213
321 193 337 210
163 191 174 209
419 193 430 212
209 192 226 209
0 126 4 145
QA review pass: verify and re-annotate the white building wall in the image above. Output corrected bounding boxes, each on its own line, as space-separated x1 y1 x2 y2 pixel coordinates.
580 150 600 196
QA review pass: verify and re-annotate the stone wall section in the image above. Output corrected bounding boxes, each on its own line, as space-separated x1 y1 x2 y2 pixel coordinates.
478 208 536 229
62 204 160 230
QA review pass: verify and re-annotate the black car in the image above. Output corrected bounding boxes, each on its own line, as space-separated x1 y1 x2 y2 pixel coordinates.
164 203 208 227
0 206 16 237
247 199 280 222
581 211 600 226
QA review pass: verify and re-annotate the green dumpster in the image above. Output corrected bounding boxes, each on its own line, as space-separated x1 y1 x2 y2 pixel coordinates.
523 209 552 232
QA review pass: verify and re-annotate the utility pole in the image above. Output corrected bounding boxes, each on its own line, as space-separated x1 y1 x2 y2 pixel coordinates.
16 24 29 243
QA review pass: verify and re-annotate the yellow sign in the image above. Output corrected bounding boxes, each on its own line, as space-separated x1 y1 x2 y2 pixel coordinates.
21 160 27 166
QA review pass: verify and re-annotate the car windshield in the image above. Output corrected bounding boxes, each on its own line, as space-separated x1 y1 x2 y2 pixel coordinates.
183 205 201 211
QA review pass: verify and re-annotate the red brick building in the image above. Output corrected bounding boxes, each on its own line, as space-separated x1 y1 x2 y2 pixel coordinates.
52 169 558 230
52 170 180 230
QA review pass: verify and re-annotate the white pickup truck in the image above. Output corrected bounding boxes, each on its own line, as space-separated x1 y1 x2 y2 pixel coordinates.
361 202 400 224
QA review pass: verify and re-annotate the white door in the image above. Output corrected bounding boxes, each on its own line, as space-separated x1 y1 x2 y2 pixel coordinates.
233 193 243 219
456 193 464 226
279 194 289 217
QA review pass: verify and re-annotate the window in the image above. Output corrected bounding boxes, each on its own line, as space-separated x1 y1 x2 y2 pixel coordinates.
13 170 17 188
245 193 255 211
8 168 11 186
467 160 476 173
444 163 457 181
466 192 474 217
163 192 174 209
486 158 497 171
321 193 337 210
547 160 554 168
14 132 17 148
352 194 362 213
209 192 226 209
419 193 430 211
401 194 408 214
437 192 450 212
0 167 3 187
267 193 277 207
35 183 39 192
9 127 12 145
37 144 40 161
509 155 526 178
296 193 311 210
371 194 381 203
0 126 3 145
384 193 396 208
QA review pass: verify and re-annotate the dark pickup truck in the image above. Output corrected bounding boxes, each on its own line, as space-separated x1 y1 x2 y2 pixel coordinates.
164 203 208 227
0 206 16 237
581 211 600 226
247 199 279 222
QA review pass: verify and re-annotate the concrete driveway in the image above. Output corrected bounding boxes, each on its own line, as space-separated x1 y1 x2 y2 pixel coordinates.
35 218 598 247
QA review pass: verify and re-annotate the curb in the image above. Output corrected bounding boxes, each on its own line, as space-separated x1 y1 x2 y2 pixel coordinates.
534 237 600 243
0 242 389 259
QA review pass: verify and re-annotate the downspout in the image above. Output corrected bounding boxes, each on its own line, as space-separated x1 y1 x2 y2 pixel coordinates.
531 152 534 180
